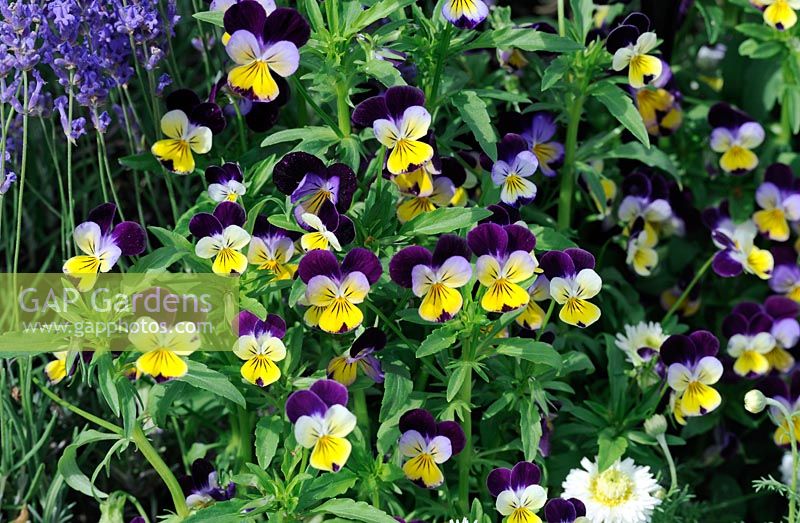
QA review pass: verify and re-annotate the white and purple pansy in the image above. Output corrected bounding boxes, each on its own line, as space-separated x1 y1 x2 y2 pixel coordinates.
285 379 356 472
757 371 800 446
179 458 235 509
722 302 776 377
63 203 146 291
352 86 434 175
753 163 800 241
770 245 800 302
299 200 355 252
232 310 287 387
703 202 774 280
660 331 723 422
390 235 473 323
152 88 226 174
296 248 383 334
205 162 246 202
247 215 300 279
273 151 357 226
539 248 602 328
467 222 538 313
442 0 489 30
486 461 548 523
605 12 663 88
491 133 538 207
708 102 765 175
189 201 251 275
521 113 563 177
544 498 587 523
617 170 673 240
327 327 385 386
398 408 465 489
223 0 309 102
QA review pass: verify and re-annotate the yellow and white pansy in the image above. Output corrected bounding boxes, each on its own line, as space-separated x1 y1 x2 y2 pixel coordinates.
189 202 251 275
129 316 200 381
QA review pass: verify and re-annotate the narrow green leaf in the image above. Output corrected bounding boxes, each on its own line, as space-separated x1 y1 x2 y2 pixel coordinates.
590 82 649 147
192 10 225 27
453 91 497 161
400 207 491 237
446 365 469 402
255 415 283 468
494 339 562 370
416 327 457 358
597 433 628 471
312 498 398 523
380 370 413 421
605 142 678 178
179 361 246 407
58 430 121 499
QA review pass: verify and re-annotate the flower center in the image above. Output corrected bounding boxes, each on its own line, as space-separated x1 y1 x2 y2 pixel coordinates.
589 468 635 507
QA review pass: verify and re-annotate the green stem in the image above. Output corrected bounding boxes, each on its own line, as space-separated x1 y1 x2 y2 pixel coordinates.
662 254 714 324
132 425 189 519
12 71 29 316
236 408 253 471
429 24 453 109
354 388 370 442
556 95 585 231
656 434 678 493
457 338 473 514
66 71 76 248
33 378 122 435
557 0 566 36
336 80 351 137
536 299 556 342
290 76 343 138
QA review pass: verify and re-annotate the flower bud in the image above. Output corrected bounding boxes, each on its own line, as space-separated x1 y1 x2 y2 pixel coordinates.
644 414 667 437
744 389 767 414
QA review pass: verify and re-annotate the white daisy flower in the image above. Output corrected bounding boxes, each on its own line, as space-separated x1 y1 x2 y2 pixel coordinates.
615 321 668 366
562 457 661 523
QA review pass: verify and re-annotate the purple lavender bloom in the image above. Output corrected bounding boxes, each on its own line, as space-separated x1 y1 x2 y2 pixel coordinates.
326 327 386 385
0 171 17 195
179 458 235 508
492 133 538 207
156 73 172 95
487 462 547 521
544 498 587 523
398 408 465 488
91 110 111 134
521 113 563 177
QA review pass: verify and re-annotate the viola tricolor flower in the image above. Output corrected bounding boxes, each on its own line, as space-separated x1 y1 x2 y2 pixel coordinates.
660 331 723 421
206 162 246 202
285 379 356 472
232 310 286 387
273 152 357 225
764 296 800 372
129 316 200 381
151 89 226 174
516 276 550 331
327 327 385 386
247 215 299 280
223 1 309 102
753 163 800 241
543 498 587 523
467 223 538 313
606 13 663 88
708 103 765 175
390 235 473 322
352 86 434 175
486 461 547 523
770 245 800 301
179 458 235 508
758 371 800 446
704 203 774 279
761 0 800 30
299 200 355 252
297 248 382 334
442 0 489 30
722 302 776 377
617 171 672 241
44 351 70 384
625 219 658 276
539 248 602 328
398 408 465 488
393 156 466 223
521 113 563 177
634 61 683 137
491 134 538 207
190 201 251 275
63 203 146 291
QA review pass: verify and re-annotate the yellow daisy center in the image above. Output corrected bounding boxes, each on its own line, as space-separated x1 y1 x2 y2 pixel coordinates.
589 468 635 507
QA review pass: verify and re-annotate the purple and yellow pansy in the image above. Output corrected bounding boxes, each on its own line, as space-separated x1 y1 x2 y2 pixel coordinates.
487 461 548 523
760 0 800 30
722 302 776 377
764 296 800 372
606 13 663 88
129 316 200 381
63 203 146 291
661 331 723 423
232 310 287 387
398 408 465 488
704 202 774 279
297 248 382 334
521 113 563 177
492 133 539 207
327 327 385 386
617 171 673 241
467 223 538 313
634 61 683 137
442 0 489 29
44 351 71 384
179 458 235 509
206 162 246 202
299 200 355 252
626 219 659 276
708 103 765 175
771 245 800 301
223 0 309 102
352 86 434 175
516 276 550 331
390 235 473 322
152 89 226 174
539 248 602 328
758 371 800 446
393 156 466 223
285 379 356 472
247 215 299 279
753 163 800 241
190 201 251 275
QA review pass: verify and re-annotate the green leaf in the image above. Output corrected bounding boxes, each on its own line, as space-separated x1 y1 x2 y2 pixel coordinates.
453 91 497 161
597 433 628 471
784 88 800 135
347 0 416 35
463 28 583 53
416 327 457 358
58 430 121 499
299 471 358 508
520 400 542 461
569 0 593 44
146 381 187 427
605 142 678 178
255 415 283 468
178 361 246 407
261 126 340 154
739 38 784 59
590 81 649 147
494 339 562 370
267 214 306 233
363 59 406 87
312 498 398 523
148 226 194 251
735 23 777 40
529 225 577 250
288 277 306 307
380 370 413 422
192 10 225 27
128 247 187 273
446 365 469 402
119 152 162 172
541 55 570 91
400 207 491 237
301 0 326 33
182 499 250 523
696 2 723 44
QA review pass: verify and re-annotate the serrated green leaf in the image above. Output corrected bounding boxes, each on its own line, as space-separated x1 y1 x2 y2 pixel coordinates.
416 327 456 357
494 339 562 369
400 207 491 237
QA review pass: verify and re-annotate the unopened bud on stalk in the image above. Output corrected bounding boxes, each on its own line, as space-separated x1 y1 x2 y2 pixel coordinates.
744 389 767 414
644 414 667 437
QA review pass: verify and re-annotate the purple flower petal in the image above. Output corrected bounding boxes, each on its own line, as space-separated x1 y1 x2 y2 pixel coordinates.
399 408 436 438
712 250 743 278
544 498 577 523
497 133 529 163
285 389 327 422
565 248 595 271
749 312 774 334
351 327 386 357
234 310 262 337
310 378 348 407
88 202 117 235
486 467 511 497
605 24 639 53
352 95 389 128
213 201 246 228
274 152 326 197
316 199 341 231
111 221 146 256
335 216 355 246
263 8 310 47
621 12 651 33
206 162 243 184
570 498 586 517
510 461 541 490
328 163 357 212
297 249 340 283
722 312 748 338
766 295 799 320
708 102 753 129
189 213 223 239
659 334 695 367
688 330 719 358
765 163 794 189
481 203 519 226
757 374 790 402
539 250 575 279
360 354 384 383
621 172 652 198
245 97 283 132
432 235 470 267
440 157 467 187
527 113 557 144
166 89 202 115
191 102 226 134
390 246 433 288
223 0 267 35
467 222 507 257
264 313 286 338
436 420 465 455
384 86 426 121
342 248 382 284
504 224 536 253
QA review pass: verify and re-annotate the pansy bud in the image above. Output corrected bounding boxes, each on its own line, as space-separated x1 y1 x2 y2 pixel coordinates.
644 414 667 437
744 389 767 414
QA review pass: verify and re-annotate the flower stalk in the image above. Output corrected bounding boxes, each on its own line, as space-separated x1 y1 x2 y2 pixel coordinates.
457 337 473 513
556 93 585 231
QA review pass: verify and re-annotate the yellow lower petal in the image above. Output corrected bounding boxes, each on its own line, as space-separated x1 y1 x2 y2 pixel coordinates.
628 53 663 88
679 381 721 416
228 60 280 102
136 350 188 379
310 435 352 472
764 0 798 29
766 346 795 373
732 351 770 377
301 232 330 251
45 359 68 383
754 208 790 241
386 139 434 175
63 255 101 275
775 416 800 446
720 145 758 173
510 508 541 523
212 248 248 275
481 279 530 313
241 355 281 387
397 197 437 223
402 453 444 488
559 298 601 328
152 138 195 174
746 247 774 280
418 284 463 322
318 299 363 333
516 300 546 330
327 356 359 386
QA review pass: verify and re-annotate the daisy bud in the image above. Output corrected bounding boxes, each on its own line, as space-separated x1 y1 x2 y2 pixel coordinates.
744 389 767 414
644 414 667 437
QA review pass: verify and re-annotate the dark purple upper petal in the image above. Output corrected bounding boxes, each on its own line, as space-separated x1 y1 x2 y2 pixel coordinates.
622 12 651 33
440 157 467 188
328 163 357 212
263 8 310 47
213 201 246 228
351 327 386 357
749 312 774 334
245 97 284 132
341 248 382 284
544 498 577 523
757 374 790 402
766 295 799 320
190 458 215 491
390 246 432 288
189 213 223 239
722 312 748 338
569 498 586 517
659 334 695 366
481 203 520 226
223 0 267 35
510 461 541 490
773 245 798 267
504 224 536 253
605 24 639 53
191 102 226 134
712 250 743 278
273 152 326 196
765 163 795 189
166 89 201 115
264 313 286 338
565 248 595 271
285 389 327 422
314 200 341 232
206 162 243 185
297 249 341 283
234 310 262 337
621 172 652 198
436 420 465 455
310 379 349 407
88 202 117 235
432 235 470 267
486 467 512 497
497 133 529 164
335 215 356 246
689 330 719 358
467 222 508 257
111 222 146 256
399 408 436 438
708 102 753 129
384 86 426 121
352 95 390 128
540 250 576 279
